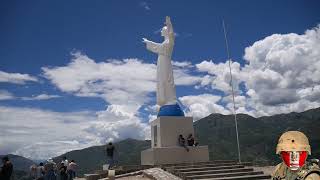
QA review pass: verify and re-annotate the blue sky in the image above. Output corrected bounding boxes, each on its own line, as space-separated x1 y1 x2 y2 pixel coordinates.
0 0 320 159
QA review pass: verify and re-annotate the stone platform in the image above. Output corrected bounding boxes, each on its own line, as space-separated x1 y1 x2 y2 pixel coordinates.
141 116 209 165
141 146 209 165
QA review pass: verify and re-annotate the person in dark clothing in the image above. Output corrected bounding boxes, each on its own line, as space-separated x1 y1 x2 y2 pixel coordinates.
106 142 115 169
0 156 13 180
187 134 199 146
178 134 189 152
37 162 45 180
44 158 56 180
59 162 68 180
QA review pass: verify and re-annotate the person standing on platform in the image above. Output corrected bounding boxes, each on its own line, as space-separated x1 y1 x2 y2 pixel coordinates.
61 157 68 168
44 158 56 180
67 160 77 180
59 162 67 180
37 162 45 180
106 142 115 169
0 156 13 180
30 164 37 179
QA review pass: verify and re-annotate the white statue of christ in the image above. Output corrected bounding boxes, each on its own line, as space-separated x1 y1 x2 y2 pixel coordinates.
143 16 177 107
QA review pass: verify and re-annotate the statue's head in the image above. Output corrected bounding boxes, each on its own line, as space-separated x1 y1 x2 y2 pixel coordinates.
161 26 169 37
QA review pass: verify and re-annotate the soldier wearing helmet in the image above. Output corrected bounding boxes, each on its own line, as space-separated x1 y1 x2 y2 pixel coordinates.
272 131 320 180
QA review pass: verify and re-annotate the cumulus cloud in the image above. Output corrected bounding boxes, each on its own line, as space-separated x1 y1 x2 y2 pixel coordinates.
241 25 320 115
192 25 320 117
0 105 150 159
0 90 15 100
196 60 242 94
42 52 200 112
42 52 156 107
179 94 230 120
21 94 61 101
0 106 97 159
172 61 193 68
0 71 38 84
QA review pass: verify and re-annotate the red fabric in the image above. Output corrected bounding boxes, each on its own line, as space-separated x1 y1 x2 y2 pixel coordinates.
281 151 291 167
299 151 307 166
281 151 307 168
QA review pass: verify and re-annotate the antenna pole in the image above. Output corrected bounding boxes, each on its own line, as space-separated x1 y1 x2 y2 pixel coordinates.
222 20 241 163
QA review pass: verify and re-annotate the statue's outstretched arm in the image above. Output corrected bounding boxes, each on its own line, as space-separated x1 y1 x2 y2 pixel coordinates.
165 16 175 42
142 38 162 54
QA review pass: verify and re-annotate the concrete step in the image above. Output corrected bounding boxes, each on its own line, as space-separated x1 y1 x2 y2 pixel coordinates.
185 171 263 179
211 160 237 163
84 173 101 180
164 161 238 167
183 168 254 176
176 165 245 172
202 174 271 180
165 162 252 170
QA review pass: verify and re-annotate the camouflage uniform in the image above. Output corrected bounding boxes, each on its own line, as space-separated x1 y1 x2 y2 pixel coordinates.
272 161 320 180
271 131 320 180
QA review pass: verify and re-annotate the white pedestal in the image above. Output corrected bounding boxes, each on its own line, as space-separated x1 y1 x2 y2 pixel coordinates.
141 146 209 165
141 116 209 165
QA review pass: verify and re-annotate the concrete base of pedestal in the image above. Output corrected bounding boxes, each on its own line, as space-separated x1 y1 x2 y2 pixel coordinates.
141 146 209 165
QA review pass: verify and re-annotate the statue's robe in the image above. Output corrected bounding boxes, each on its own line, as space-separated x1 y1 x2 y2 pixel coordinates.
145 38 177 106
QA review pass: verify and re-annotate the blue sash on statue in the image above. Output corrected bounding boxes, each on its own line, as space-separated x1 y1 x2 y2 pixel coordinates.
157 103 184 117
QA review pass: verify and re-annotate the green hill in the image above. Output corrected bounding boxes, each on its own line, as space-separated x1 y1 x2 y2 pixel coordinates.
194 107 320 165
53 138 150 176
0 154 36 180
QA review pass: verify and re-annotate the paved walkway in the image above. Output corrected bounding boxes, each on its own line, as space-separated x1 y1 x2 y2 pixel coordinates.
117 174 150 180
143 168 182 180
253 166 274 175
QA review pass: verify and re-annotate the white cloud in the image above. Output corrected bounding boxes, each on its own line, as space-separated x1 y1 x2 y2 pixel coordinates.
85 104 150 143
0 105 150 160
196 60 242 94
0 90 15 100
42 52 156 107
0 106 97 159
21 94 61 101
179 94 230 120
193 25 320 117
172 61 193 68
241 25 320 115
0 71 38 84
42 52 200 113
174 68 202 86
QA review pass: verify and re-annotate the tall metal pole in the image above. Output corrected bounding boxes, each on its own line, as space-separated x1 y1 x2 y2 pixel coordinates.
222 20 241 163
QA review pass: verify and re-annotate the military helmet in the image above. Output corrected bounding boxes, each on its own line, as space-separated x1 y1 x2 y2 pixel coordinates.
276 131 311 155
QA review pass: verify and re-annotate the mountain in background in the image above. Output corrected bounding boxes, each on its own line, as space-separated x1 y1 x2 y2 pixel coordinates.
0 154 35 172
0 154 36 180
194 107 320 165
53 138 150 176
